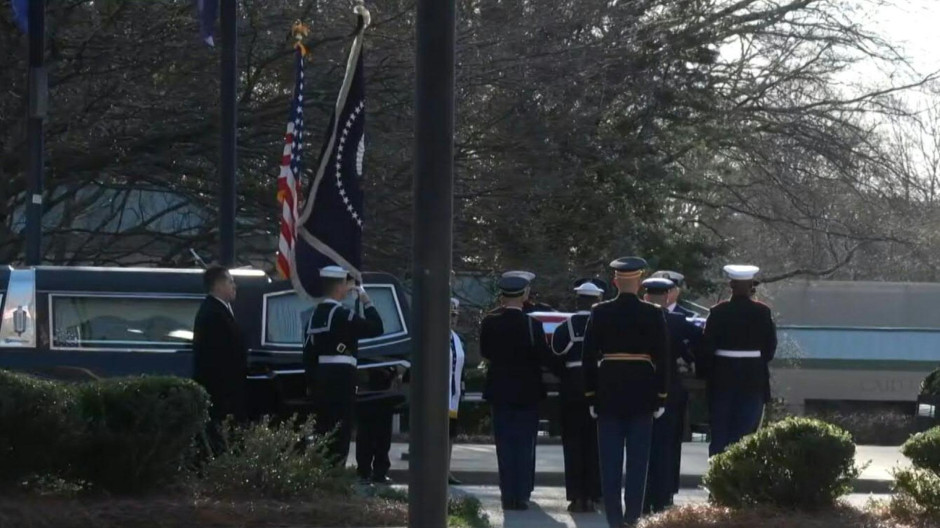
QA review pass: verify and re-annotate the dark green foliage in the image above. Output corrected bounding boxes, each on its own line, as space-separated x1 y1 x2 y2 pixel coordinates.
902 427 940 474
0 370 80 485
200 416 350 499
703 417 859 510
921 368 940 397
72 376 210 493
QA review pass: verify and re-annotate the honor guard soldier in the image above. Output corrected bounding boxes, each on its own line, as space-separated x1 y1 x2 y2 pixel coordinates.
447 298 466 485
583 257 670 528
641 277 701 513
551 279 604 513
304 266 385 465
699 265 777 456
481 274 552 511
650 270 695 318
502 270 556 312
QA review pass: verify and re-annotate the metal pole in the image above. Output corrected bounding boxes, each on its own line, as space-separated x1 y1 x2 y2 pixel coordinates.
409 0 455 525
26 0 47 266
219 0 237 267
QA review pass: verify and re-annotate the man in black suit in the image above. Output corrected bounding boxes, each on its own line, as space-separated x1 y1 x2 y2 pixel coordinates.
192 266 247 450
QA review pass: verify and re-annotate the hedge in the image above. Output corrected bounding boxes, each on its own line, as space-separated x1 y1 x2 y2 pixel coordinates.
0 370 209 494
703 417 859 510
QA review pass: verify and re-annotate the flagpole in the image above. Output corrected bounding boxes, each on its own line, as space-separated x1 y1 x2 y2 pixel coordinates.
25 0 47 266
219 0 237 267
409 0 455 524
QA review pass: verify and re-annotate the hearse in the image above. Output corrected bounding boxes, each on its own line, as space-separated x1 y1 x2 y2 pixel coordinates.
0 265 411 417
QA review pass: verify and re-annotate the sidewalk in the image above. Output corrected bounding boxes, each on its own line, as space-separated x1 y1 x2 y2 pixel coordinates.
348 442 908 493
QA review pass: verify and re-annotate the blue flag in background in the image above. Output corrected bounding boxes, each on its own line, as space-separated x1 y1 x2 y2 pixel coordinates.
196 0 217 46
12 0 28 33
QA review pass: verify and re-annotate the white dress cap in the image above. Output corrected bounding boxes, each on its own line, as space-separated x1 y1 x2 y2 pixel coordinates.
723 264 760 281
573 282 604 297
319 265 349 279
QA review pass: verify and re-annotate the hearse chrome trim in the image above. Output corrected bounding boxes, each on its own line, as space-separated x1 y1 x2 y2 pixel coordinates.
47 292 202 352
249 336 413 356
0 269 36 347
32 265 267 278
260 284 409 347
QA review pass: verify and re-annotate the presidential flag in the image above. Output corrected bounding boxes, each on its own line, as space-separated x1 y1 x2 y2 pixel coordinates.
275 22 309 280
292 6 370 298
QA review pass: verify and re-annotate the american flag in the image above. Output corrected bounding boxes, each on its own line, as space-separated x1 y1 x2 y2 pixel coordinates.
276 35 307 280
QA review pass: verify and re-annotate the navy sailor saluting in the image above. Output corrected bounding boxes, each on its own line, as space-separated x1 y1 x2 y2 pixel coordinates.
304 265 384 465
583 257 670 528
551 279 604 513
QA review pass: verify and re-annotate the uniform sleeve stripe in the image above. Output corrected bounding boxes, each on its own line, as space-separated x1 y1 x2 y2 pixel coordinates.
657 392 668 398
585 391 596 397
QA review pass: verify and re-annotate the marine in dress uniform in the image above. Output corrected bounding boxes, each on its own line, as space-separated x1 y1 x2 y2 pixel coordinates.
551 280 603 513
583 257 670 528
481 275 552 511
304 266 385 465
641 278 701 514
448 298 466 485
699 265 777 457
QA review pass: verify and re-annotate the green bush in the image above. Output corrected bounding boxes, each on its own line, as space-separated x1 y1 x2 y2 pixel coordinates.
902 427 940 473
0 370 79 486
200 415 350 499
703 417 859 510
73 376 209 493
891 468 940 520
922 368 940 396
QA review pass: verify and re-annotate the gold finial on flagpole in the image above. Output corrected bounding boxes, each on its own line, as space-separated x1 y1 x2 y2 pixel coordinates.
291 20 310 56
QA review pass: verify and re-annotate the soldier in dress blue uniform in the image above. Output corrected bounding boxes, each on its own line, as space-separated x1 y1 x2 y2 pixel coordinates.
641 277 701 513
551 279 604 513
583 257 670 528
304 265 385 465
481 274 553 511
650 270 695 318
698 265 777 457
503 270 556 313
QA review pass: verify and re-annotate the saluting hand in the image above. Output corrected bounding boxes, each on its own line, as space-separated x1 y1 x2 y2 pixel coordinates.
653 407 665 419
589 406 597 419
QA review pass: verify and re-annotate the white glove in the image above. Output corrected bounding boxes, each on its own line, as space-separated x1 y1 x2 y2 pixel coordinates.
653 407 665 419
589 406 597 419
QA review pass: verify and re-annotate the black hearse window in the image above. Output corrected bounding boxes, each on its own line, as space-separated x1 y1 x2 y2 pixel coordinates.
265 286 405 345
51 295 201 349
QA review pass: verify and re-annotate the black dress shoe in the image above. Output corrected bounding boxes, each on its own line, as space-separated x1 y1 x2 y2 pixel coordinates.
567 501 578 512
514 500 529 511
447 474 463 485
372 476 393 485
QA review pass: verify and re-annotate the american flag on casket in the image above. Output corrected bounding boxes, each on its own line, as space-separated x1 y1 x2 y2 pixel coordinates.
528 311 706 344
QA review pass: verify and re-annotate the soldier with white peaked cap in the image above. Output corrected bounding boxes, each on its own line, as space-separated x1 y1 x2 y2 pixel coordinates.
699 264 777 456
304 265 384 465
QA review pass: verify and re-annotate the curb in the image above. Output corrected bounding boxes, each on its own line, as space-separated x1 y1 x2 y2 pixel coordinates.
387 470 894 494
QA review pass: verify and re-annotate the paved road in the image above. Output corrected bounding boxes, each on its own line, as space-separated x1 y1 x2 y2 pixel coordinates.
349 442 907 492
